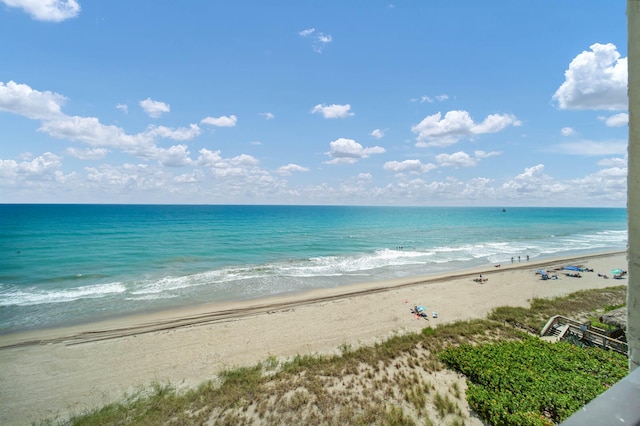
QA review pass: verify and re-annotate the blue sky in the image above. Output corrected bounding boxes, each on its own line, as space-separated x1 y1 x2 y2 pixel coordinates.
0 1 628 206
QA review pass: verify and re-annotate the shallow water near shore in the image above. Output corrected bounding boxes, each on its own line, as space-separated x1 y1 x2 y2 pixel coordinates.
0 205 627 332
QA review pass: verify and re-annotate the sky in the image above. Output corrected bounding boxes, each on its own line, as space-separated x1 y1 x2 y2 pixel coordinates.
0 0 629 206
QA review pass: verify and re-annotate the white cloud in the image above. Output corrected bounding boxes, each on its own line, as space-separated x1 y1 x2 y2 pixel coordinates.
600 113 628 127
561 127 575 136
38 115 201 162
0 0 80 22
436 151 477 168
277 163 309 176
502 164 567 195
411 94 449 103
260 112 275 120
383 159 436 174
311 103 354 119
116 103 128 114
66 147 109 160
1 82 206 165
145 124 201 141
196 149 260 176
0 80 66 120
474 150 501 159
85 163 156 188
39 116 137 148
553 140 628 156
435 150 501 168
569 167 627 200
412 110 521 147
0 152 65 183
597 157 627 167
299 28 332 53
371 128 385 139
553 43 627 110
299 28 315 37
325 138 385 164
139 98 170 118
157 144 192 167
201 115 238 127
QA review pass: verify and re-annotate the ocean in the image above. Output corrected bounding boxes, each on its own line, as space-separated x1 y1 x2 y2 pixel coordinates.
0 205 628 333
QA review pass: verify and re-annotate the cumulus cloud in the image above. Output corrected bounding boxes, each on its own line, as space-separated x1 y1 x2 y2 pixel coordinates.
311 103 354 119
277 163 309 176
201 115 238 127
599 113 628 127
1 0 80 22
157 144 192 167
383 159 436 174
435 150 500 168
502 164 566 195
0 152 65 183
145 124 201 141
561 127 576 136
139 98 170 118
411 110 521 147
299 27 332 53
371 128 385 139
66 147 109 160
197 149 259 169
436 151 477 168
116 103 128 114
38 115 201 159
552 43 627 110
597 157 627 168
0 81 201 163
260 112 275 120
0 80 66 120
40 116 136 148
325 138 385 164
570 166 627 199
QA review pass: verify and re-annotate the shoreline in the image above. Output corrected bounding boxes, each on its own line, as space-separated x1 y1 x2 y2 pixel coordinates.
0 250 628 425
0 250 626 348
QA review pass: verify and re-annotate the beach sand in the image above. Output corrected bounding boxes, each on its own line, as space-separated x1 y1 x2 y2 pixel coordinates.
0 251 629 425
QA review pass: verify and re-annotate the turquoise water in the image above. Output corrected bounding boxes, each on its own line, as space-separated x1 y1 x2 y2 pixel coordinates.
0 205 627 333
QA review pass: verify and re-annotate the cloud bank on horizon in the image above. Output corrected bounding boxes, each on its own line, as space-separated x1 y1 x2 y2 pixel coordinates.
0 0 629 206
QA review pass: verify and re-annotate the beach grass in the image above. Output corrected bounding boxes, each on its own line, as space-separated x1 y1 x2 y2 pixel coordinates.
41 284 628 426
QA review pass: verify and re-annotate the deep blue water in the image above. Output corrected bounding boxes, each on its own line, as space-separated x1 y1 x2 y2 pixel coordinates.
0 205 627 333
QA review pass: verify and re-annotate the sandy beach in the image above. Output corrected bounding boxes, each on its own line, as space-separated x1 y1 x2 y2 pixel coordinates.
0 251 628 425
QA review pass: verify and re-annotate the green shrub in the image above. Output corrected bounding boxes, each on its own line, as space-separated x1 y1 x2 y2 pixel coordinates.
439 335 627 425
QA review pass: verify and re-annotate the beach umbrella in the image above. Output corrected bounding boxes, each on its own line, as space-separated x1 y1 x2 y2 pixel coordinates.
563 266 582 272
416 305 426 312
536 270 546 275
611 269 624 275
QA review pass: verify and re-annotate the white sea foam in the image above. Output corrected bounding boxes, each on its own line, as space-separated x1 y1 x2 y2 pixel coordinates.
0 282 126 307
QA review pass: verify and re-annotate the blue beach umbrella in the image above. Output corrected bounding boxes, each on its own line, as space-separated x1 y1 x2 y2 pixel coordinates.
563 266 582 272
611 269 624 275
